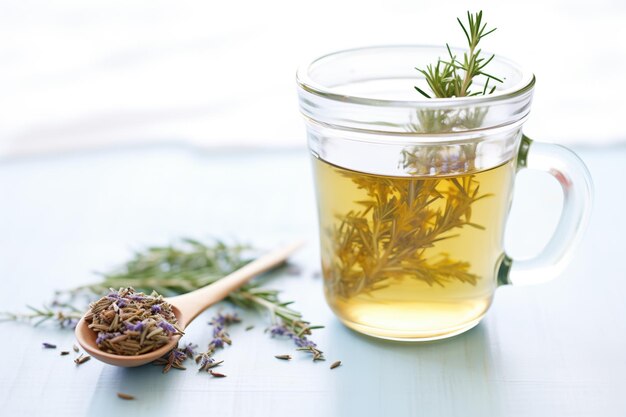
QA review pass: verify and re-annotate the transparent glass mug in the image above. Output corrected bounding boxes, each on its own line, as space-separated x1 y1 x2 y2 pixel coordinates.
296 46 592 341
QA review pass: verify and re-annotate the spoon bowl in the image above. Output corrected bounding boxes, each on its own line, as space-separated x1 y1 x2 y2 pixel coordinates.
74 306 184 367
75 240 304 367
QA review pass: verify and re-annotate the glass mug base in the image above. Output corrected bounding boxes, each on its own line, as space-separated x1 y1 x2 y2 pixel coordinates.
327 290 491 341
338 314 485 341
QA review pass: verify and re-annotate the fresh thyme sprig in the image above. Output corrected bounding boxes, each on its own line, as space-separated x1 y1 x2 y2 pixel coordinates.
415 11 502 99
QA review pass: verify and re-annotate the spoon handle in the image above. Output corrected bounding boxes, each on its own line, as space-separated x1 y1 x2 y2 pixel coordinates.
169 240 305 328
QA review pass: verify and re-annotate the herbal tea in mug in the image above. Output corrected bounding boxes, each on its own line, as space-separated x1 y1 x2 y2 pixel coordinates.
297 13 592 340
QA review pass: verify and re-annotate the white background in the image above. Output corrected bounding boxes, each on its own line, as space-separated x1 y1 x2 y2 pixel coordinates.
1 0 626 157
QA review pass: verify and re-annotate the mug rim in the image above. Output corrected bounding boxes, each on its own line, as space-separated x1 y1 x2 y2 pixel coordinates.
296 44 536 107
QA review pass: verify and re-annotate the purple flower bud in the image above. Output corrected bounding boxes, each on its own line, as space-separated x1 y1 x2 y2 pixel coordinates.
124 321 144 332
199 354 214 368
209 312 239 327
294 337 317 348
96 332 120 345
269 325 289 337
212 315 226 326
213 326 224 338
173 349 186 361
151 304 162 314
158 320 176 334
129 294 146 301
211 338 224 349
183 343 196 357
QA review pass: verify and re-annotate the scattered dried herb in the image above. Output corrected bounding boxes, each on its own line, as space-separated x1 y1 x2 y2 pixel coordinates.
197 359 223 371
209 370 226 378
2 239 325 366
195 312 239 373
74 354 91 365
238 290 325 361
245 325 254 331
274 354 292 360
152 342 196 373
42 342 56 349
330 360 342 370
117 392 135 400
85 287 183 356
60 351 70 356
297 345 325 361
72 344 79 352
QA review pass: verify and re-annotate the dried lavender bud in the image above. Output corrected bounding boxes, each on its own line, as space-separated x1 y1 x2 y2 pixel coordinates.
153 345 191 373
268 323 325 361
85 287 183 356
245 325 254 331
330 360 342 369
209 370 226 378
197 357 223 372
74 354 91 365
72 344 79 352
42 342 56 349
117 392 135 400
196 311 239 373
60 351 70 356
274 354 292 360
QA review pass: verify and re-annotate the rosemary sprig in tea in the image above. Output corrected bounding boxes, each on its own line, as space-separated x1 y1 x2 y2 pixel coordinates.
326 172 489 298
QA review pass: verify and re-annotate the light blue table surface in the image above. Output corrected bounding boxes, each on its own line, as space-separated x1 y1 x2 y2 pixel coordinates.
0 145 623 417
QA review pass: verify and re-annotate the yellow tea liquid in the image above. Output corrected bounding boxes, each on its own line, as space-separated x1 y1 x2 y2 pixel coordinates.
313 157 515 340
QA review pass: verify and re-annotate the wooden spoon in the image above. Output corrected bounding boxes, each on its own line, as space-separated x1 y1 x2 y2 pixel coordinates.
74 240 304 367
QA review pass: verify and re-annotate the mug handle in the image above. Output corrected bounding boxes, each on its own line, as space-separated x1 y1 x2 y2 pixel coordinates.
498 135 593 286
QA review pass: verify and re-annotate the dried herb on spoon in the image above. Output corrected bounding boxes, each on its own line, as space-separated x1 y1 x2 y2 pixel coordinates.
85 287 183 356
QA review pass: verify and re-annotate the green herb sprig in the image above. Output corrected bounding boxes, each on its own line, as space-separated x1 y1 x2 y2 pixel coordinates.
325 170 488 298
402 11 503 171
414 11 502 99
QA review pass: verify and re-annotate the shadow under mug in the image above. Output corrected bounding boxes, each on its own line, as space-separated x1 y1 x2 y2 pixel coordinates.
296 45 593 341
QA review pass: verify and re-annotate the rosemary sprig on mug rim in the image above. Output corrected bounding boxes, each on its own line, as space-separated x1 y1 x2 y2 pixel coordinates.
414 10 502 99
405 11 501 140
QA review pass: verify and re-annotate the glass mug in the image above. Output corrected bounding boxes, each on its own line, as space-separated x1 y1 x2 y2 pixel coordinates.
296 46 592 341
